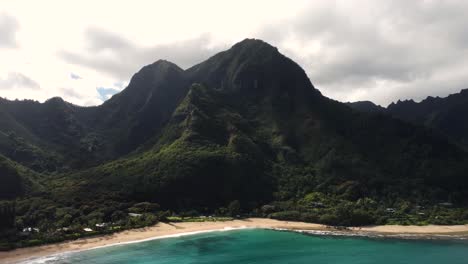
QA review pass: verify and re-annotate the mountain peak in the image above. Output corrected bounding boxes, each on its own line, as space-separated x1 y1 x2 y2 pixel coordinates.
459 88 468 95
186 38 319 99
227 38 280 60
347 101 385 113
148 59 182 70
45 97 66 105
124 59 184 92
46 96 64 102
136 59 183 76
231 38 277 50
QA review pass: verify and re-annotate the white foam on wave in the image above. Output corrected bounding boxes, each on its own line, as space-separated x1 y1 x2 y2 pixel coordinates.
17 254 65 264
270 227 468 241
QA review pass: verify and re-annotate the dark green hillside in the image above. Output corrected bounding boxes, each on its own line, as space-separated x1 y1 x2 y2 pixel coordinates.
0 97 94 170
349 89 468 150
0 155 43 232
54 84 273 209
2 39 468 249
51 40 468 215
0 61 190 170
0 154 44 200
387 89 468 149
346 101 385 113
0 156 26 200
92 60 190 156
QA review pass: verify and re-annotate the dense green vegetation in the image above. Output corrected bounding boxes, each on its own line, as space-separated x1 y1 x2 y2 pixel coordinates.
263 192 468 226
1 39 468 250
349 89 468 150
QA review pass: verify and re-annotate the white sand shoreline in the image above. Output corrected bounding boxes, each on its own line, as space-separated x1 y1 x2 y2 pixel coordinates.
69 225 253 254
17 226 255 264
2 218 468 264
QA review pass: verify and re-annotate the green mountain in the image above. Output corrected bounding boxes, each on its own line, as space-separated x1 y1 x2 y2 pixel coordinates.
345 101 385 113
1 39 468 247
0 61 190 171
348 89 468 149
387 90 468 148
0 154 42 234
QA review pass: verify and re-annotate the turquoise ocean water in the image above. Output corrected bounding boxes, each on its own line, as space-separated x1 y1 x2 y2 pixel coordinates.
26 229 468 264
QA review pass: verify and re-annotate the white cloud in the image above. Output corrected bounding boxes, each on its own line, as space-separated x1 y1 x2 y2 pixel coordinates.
0 12 19 48
255 0 468 105
0 0 308 105
0 0 467 106
0 72 39 90
59 30 225 79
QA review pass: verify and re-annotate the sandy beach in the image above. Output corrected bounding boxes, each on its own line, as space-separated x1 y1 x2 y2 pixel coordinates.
1 218 468 263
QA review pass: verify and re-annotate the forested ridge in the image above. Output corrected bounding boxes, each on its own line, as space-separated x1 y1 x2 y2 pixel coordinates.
1 39 468 249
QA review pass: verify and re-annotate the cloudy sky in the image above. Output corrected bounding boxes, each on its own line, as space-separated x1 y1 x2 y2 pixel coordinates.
0 0 467 106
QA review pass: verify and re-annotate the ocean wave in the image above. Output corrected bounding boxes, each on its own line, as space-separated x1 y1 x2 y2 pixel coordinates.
270 228 468 241
17 253 69 264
